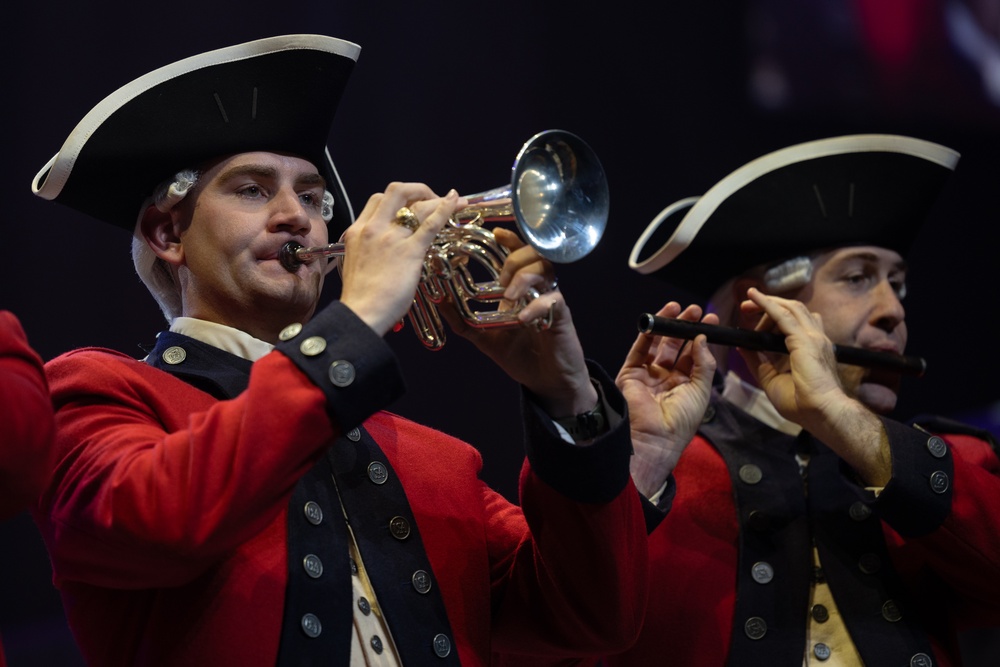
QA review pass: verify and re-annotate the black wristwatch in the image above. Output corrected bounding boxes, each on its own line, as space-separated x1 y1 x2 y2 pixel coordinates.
554 388 607 441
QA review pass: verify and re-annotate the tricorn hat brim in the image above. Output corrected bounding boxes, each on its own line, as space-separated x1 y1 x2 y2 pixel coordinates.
629 134 960 300
32 34 360 235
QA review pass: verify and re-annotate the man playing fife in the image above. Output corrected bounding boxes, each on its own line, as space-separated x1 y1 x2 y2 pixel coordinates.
611 134 1000 667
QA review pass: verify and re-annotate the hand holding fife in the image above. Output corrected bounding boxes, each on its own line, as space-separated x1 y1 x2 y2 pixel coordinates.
738 288 891 484
616 302 718 497
338 183 460 336
737 287 849 428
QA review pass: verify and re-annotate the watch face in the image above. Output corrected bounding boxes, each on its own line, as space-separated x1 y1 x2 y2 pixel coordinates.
555 380 608 441
557 406 605 441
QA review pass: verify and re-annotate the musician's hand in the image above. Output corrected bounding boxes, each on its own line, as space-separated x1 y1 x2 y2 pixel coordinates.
737 287 848 426
338 184 459 336
441 227 597 420
738 288 891 485
616 302 717 498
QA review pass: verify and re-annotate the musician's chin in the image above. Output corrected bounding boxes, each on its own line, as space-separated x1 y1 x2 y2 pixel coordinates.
855 373 901 415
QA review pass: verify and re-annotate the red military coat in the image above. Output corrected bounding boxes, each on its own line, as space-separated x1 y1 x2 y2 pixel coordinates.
0 310 54 518
33 304 648 667
0 311 55 667
603 395 1000 667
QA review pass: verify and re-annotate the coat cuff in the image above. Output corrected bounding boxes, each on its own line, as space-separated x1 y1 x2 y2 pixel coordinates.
520 360 632 504
641 475 676 533
872 417 954 537
274 302 405 430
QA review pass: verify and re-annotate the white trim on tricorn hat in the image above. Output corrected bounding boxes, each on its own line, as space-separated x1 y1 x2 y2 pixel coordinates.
628 134 960 299
32 34 360 235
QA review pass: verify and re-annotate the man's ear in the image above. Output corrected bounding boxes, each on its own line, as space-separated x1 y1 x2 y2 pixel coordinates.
139 204 184 265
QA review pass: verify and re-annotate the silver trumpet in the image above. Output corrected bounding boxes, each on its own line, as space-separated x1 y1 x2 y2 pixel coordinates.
280 129 609 350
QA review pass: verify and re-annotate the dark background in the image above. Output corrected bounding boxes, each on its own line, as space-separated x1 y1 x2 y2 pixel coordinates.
3 1 999 664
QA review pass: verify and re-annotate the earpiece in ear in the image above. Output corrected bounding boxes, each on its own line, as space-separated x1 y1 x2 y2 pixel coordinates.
763 256 813 293
321 190 335 222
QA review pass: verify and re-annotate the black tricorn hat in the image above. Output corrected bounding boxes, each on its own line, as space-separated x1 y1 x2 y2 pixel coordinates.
629 134 960 300
32 34 360 235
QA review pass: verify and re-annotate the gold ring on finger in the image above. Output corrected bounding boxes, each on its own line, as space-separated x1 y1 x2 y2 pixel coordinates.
393 206 420 232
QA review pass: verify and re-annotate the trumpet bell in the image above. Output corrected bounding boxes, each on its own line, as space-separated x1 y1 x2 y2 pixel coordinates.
509 129 609 263
455 130 609 263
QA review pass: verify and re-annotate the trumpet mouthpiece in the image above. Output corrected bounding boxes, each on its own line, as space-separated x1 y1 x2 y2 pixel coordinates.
279 241 304 272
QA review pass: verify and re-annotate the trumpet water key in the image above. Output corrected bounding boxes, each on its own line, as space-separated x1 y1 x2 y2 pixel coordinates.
281 130 610 350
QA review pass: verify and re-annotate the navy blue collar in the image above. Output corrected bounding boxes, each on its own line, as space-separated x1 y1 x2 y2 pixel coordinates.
145 330 253 399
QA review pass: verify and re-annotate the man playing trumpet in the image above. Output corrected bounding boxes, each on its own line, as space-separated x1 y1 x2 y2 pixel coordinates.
29 34 648 666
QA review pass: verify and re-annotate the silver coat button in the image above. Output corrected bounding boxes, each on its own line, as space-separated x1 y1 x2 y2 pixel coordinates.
303 554 323 579
859 553 881 574
370 635 383 654
882 599 902 622
744 616 767 639
812 604 829 623
300 336 327 356
412 569 432 594
162 346 187 365
751 561 774 584
814 643 831 661
929 471 949 494
910 652 934 667
433 634 452 658
849 501 871 521
329 360 356 387
389 516 411 540
368 461 388 485
739 464 763 485
926 436 947 459
301 613 322 638
358 597 371 615
279 323 303 341
347 427 362 442
303 501 324 525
